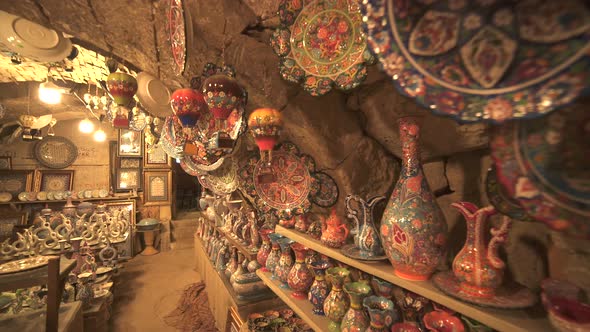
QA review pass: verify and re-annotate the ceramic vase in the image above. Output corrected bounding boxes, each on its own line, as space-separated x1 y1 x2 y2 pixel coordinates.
275 237 295 288
307 214 323 239
294 213 311 233
346 194 386 256
341 282 372 332
267 233 283 278
364 296 395 332
225 248 239 279
288 243 314 299
230 254 247 284
321 208 350 249
324 267 351 332
308 260 331 315
380 117 448 281
257 228 274 270
249 213 261 249
452 202 511 298
370 278 399 328
75 273 95 309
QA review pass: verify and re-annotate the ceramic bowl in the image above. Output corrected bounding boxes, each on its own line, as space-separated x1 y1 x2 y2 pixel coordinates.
36 191 47 201
137 218 160 231
0 11 72 62
136 72 171 117
84 190 93 198
423 310 465 332
391 322 422 332
92 189 99 198
0 192 12 203
18 192 27 201
541 279 590 332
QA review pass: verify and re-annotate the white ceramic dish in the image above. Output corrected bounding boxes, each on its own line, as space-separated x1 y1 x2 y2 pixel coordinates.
0 192 12 202
136 72 171 118
0 11 72 62
17 192 27 201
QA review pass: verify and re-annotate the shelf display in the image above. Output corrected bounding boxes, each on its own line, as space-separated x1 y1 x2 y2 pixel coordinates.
491 103 590 239
271 0 374 96
380 117 448 281
361 0 590 123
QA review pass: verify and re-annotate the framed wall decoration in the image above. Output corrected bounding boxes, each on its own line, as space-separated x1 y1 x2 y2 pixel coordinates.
143 142 171 168
37 170 74 192
0 157 12 170
118 129 143 157
143 170 172 206
116 169 142 191
119 157 142 169
34 136 78 169
0 170 34 196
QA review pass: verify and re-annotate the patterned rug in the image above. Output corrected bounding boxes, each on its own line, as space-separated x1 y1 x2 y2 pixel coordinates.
163 282 218 331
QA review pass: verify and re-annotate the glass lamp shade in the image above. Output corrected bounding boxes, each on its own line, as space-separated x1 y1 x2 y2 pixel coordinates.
79 118 95 134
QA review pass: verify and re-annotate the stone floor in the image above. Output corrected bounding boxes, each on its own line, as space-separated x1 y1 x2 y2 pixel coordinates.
109 248 200 332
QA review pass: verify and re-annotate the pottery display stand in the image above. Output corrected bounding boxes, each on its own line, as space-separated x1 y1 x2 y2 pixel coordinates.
138 225 160 256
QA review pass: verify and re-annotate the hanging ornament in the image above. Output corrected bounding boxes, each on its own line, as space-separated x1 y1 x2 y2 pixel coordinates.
202 73 245 150
248 108 283 162
170 88 208 129
106 72 138 106
112 105 130 128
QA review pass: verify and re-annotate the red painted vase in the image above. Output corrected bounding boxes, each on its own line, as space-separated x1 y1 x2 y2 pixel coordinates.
380 117 448 281
170 88 207 128
288 242 314 299
107 72 137 106
257 228 274 271
452 202 511 298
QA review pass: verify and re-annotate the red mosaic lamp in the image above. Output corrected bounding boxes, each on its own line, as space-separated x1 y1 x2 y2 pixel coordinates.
106 72 137 106
170 88 208 129
248 108 283 162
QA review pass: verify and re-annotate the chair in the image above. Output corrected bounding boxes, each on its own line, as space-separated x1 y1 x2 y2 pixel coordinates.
0 255 76 332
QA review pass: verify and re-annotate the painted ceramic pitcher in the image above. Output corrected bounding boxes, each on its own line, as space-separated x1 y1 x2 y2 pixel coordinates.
380 117 448 281
346 194 386 255
321 208 350 248
452 202 511 298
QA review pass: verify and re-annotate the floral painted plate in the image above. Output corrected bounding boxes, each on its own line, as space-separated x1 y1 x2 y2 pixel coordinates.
197 158 239 195
361 0 590 123
0 256 53 275
167 0 187 75
311 172 339 207
271 0 374 96
485 165 534 222
491 103 590 238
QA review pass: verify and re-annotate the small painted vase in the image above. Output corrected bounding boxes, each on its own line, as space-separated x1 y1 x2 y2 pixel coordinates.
225 248 239 279
288 243 314 299
370 278 399 328
364 295 395 332
324 267 351 332
305 249 322 268
341 282 372 332
321 208 350 249
308 260 331 315
452 202 511 298
267 233 283 278
380 117 448 281
307 214 323 240
294 213 311 233
275 237 295 288
257 228 274 271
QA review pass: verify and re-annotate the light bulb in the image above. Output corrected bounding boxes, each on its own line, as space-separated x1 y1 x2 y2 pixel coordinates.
79 118 94 134
93 128 106 142
38 81 63 104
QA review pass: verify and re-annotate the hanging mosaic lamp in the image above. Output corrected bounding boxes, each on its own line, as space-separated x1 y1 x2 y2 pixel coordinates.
112 107 130 129
170 88 208 128
106 72 138 107
248 108 283 161
361 0 590 123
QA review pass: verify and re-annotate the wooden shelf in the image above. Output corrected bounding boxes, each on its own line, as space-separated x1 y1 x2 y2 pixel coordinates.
0 195 138 206
275 225 551 332
217 228 258 261
257 270 330 332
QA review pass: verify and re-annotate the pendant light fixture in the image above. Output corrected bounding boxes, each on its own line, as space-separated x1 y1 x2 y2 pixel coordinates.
79 117 94 134
93 115 107 142
38 68 65 105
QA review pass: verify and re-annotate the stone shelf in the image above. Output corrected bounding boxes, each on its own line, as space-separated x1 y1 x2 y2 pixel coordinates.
256 270 331 332
275 225 551 332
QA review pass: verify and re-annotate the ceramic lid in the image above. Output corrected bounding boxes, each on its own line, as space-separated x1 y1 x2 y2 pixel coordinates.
136 72 172 118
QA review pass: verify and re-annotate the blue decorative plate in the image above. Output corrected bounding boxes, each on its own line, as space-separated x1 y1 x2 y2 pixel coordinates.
361 0 590 123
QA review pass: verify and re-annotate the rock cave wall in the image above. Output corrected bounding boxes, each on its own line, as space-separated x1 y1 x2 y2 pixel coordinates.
2 0 589 293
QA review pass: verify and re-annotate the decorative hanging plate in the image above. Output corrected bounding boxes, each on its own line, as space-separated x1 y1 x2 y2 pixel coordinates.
136 72 172 117
167 0 187 75
361 0 590 123
485 165 534 222
160 116 186 159
0 255 52 275
311 172 339 208
271 0 374 96
34 136 78 169
197 158 239 195
491 102 590 238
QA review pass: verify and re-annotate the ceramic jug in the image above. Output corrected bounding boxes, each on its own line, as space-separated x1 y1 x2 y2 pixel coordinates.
225 248 239 279
452 202 511 298
346 194 386 256
308 260 331 315
364 296 396 332
321 208 350 248
380 117 448 281
288 243 314 299
341 282 372 332
294 213 311 233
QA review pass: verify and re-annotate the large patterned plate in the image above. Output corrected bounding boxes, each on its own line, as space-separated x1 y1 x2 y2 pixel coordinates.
167 0 187 75
485 165 534 222
271 0 374 96
197 158 239 195
362 0 590 123
34 136 78 169
491 102 590 238
311 172 339 207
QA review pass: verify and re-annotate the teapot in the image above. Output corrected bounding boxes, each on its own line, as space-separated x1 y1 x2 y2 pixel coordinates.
321 208 349 248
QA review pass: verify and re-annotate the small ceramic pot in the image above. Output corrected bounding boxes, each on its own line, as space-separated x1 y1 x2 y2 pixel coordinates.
341 282 372 332
294 213 311 233
423 310 466 332
324 267 351 332
288 243 314 299
541 278 590 332
308 260 331 315
364 295 395 332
